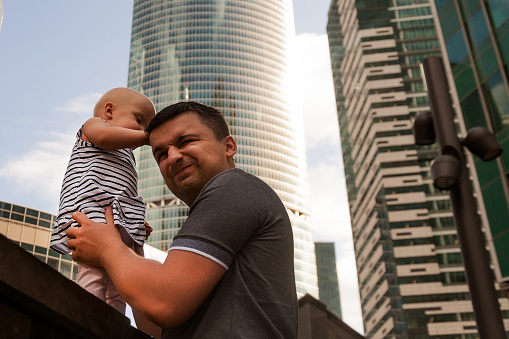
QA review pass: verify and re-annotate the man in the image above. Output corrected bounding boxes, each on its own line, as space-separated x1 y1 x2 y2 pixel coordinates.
67 101 298 338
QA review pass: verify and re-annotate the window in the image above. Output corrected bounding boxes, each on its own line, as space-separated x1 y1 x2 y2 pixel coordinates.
446 29 469 68
460 90 488 129
466 10 490 48
486 0 509 28
458 0 481 19
483 72 509 132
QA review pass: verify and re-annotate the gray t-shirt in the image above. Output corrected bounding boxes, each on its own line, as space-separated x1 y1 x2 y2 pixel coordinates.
162 168 297 338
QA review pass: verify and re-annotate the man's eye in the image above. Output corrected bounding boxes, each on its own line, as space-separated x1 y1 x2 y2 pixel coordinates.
159 154 167 161
155 152 165 162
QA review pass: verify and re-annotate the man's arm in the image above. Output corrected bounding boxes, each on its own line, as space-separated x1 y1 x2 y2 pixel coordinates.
82 117 149 150
67 207 226 328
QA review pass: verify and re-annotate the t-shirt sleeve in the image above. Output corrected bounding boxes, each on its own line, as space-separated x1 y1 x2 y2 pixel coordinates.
169 170 269 270
170 237 234 270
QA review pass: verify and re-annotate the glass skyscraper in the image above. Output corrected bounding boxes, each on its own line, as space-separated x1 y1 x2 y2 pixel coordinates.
431 0 509 290
328 0 509 337
315 242 342 319
127 0 318 297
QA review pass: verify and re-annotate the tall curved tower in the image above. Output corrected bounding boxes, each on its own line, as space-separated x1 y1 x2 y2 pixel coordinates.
128 0 318 297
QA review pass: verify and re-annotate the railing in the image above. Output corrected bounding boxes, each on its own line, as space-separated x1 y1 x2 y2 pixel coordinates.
0 234 151 339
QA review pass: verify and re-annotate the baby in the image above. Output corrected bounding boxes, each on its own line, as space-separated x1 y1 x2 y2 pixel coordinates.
50 87 155 314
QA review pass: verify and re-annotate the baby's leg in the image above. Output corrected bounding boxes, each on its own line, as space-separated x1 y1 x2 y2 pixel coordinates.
103 232 134 314
76 263 108 302
101 233 141 314
105 276 126 314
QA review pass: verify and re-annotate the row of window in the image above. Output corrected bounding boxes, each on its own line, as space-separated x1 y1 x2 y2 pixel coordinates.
138 77 288 107
10 239 77 281
131 39 286 68
133 0 286 16
402 39 440 51
131 21 287 58
400 27 436 39
0 203 55 229
132 13 286 44
134 42 284 70
132 0 287 32
134 57 285 84
396 6 432 19
126 84 292 119
136 22 287 46
141 34 286 59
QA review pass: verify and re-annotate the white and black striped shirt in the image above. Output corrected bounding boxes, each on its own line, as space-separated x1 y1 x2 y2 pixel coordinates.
50 126 146 254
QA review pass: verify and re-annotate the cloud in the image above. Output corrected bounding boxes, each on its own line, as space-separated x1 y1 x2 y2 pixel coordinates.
307 160 363 333
0 131 74 209
295 32 363 332
293 33 340 149
0 92 103 207
337 253 364 333
308 161 349 240
54 92 102 114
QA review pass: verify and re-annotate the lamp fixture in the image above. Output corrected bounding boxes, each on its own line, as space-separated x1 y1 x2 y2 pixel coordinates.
413 111 435 145
461 127 502 161
431 154 461 190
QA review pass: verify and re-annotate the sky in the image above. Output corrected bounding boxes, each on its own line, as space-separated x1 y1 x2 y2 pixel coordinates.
0 0 363 333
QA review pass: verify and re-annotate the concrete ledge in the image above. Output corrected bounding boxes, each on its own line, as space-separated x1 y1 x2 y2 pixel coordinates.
0 234 151 338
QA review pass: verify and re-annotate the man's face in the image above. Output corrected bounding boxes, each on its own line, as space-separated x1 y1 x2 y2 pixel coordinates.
150 111 236 206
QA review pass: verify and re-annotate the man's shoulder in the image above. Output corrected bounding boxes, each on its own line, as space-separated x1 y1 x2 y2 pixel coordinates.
211 168 266 188
209 168 279 199
196 168 283 211
213 168 251 180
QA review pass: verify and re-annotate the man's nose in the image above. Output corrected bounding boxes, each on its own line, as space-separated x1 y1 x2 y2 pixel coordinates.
167 146 183 165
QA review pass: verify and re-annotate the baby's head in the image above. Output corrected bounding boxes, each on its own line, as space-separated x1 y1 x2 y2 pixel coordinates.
94 88 155 131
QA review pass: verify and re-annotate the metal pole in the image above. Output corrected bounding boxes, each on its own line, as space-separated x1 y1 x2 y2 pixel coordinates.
422 56 506 339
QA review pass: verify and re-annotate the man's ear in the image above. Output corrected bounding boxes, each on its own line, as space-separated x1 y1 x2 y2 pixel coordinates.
104 103 114 120
224 136 237 158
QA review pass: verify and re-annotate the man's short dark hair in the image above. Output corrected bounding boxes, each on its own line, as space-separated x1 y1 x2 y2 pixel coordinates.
146 101 230 140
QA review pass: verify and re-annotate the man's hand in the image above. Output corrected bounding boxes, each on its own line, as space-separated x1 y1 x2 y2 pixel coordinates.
66 206 123 267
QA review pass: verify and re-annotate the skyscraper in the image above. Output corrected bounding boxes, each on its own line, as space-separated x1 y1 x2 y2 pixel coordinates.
327 0 508 337
431 0 509 291
315 242 342 319
127 0 318 297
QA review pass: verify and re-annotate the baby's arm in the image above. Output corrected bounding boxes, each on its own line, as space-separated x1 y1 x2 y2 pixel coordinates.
82 117 149 150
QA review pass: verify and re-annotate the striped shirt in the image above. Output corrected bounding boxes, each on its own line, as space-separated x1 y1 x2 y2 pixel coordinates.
50 126 146 254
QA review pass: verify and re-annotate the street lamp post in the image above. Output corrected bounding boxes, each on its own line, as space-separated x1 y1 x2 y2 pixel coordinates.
414 56 506 339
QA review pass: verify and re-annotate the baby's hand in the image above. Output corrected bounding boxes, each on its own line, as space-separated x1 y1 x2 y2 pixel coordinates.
144 221 153 240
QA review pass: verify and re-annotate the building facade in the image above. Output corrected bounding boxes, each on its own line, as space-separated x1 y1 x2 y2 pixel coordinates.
431 0 509 289
315 242 342 319
0 201 78 281
327 0 508 337
0 200 166 281
127 0 318 297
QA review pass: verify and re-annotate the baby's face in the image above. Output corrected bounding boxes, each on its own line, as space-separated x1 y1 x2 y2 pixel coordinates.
109 95 155 131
